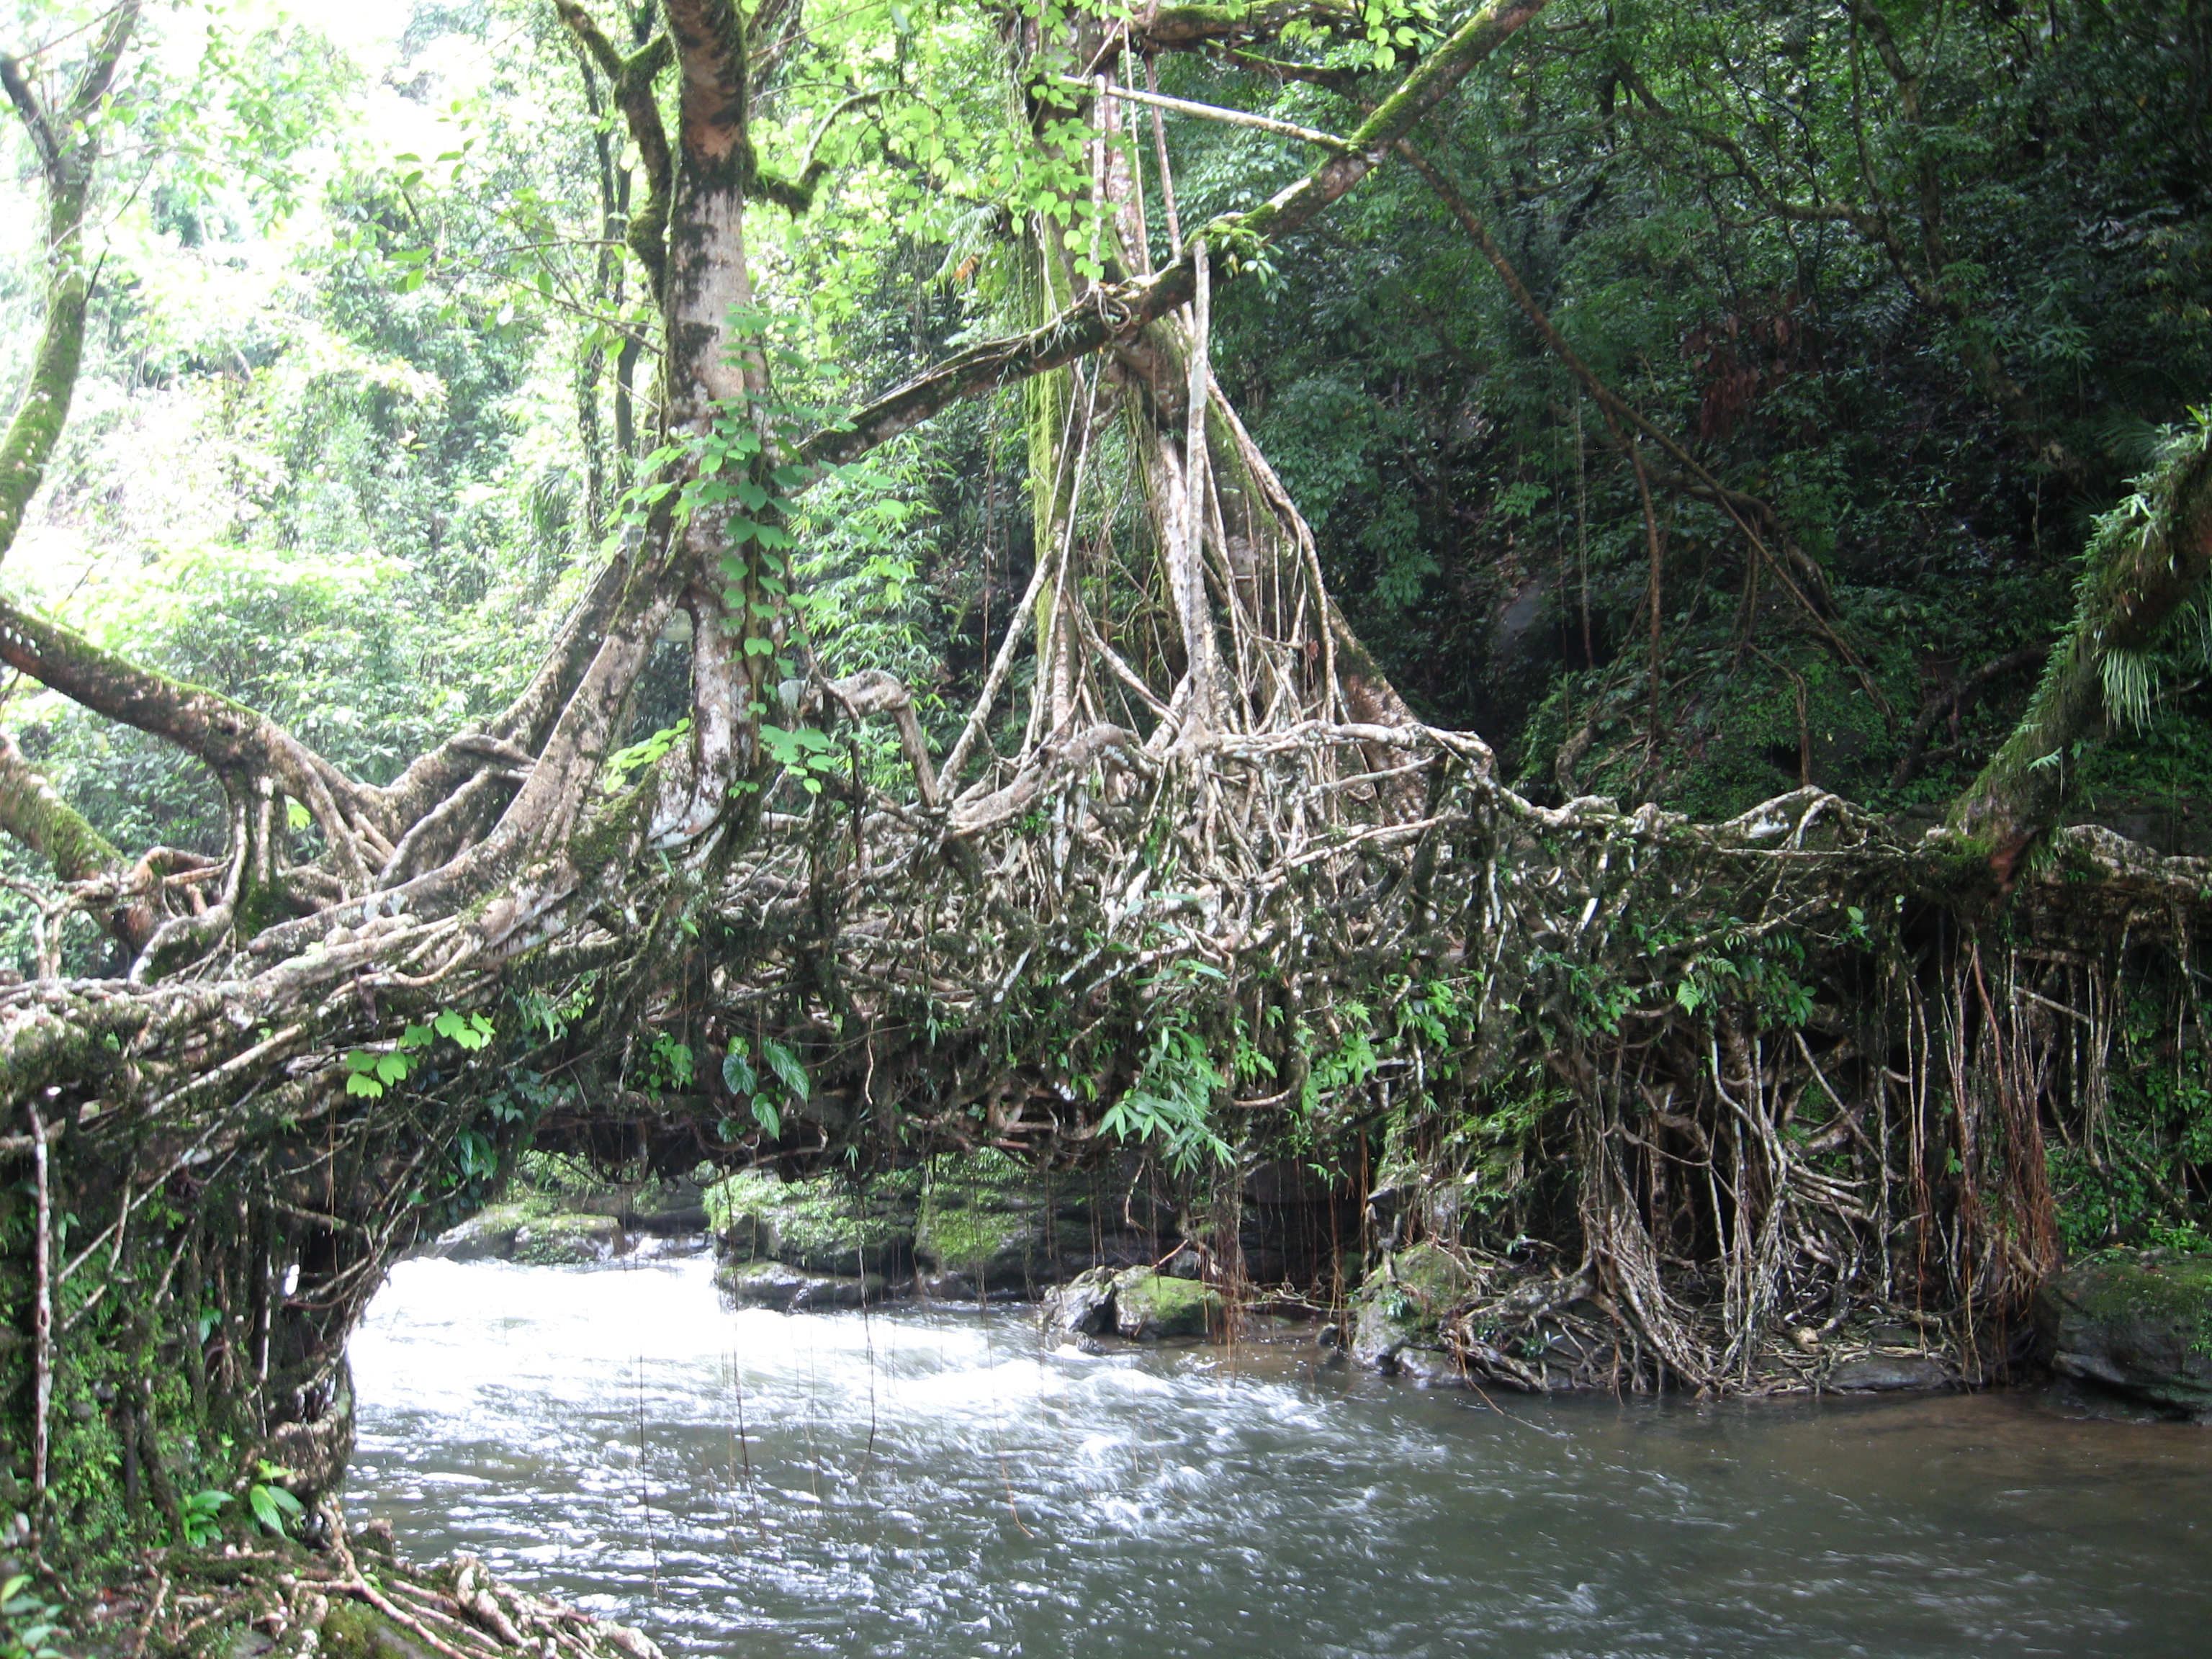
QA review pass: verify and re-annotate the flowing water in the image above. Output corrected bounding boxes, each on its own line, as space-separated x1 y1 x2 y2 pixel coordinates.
350 1253 2212 1658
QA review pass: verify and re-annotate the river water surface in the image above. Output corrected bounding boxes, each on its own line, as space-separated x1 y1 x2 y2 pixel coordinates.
349 1254 2211 1657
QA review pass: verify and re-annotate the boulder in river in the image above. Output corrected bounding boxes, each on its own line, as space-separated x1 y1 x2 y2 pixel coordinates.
1043 1265 1122 1339
431 1205 626 1264
511 1212 626 1264
1351 1241 1475 1372
1112 1268 1223 1340
913 1152 1095 1292
1040 1264 1222 1340
709 1168 919 1275
716 1259 887 1310
1825 1354 1957 1392
2035 1253 2212 1419
1393 1347 1472 1390
431 1208 526 1262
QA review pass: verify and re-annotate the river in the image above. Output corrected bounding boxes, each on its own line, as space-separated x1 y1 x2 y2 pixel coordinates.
349 1252 2212 1657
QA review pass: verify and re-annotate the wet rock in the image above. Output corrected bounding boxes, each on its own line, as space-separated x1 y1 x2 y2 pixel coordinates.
1394 1347 1471 1390
511 1213 625 1265
428 1208 524 1262
1043 1266 1121 1339
2035 1254 2212 1419
913 1153 1094 1292
431 1205 628 1264
616 1177 711 1235
709 1169 919 1276
1111 1269 1222 1340
1827 1354 1956 1392
716 1259 886 1311
1351 1241 1475 1370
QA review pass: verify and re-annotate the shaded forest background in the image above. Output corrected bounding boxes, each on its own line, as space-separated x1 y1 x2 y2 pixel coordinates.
7 0 2208 895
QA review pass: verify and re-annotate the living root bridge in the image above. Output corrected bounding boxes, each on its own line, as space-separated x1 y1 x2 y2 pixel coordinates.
9 711 2208 1535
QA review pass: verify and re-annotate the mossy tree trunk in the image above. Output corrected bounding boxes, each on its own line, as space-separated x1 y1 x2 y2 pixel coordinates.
1947 423 2212 884
0 2 140 564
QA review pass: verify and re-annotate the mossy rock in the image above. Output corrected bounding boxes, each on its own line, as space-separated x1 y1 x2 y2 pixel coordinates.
914 1151 1092 1291
430 1202 532 1261
1043 1265 1121 1339
621 1176 711 1233
2036 1254 2212 1417
706 1169 917 1274
716 1259 886 1311
1111 1268 1222 1340
431 1182 585 1261
1351 1241 1475 1370
511 1212 625 1265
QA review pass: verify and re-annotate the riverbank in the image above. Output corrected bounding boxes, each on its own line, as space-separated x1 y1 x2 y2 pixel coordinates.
341 1254 2212 1658
45 1504 667 1659
418 1157 2212 1416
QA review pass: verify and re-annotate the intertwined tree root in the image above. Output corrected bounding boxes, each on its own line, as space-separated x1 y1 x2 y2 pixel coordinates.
12 714 2206 1501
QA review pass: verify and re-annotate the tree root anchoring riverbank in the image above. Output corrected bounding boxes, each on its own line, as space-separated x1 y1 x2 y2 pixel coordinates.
70 1503 665 1659
7 711 2207 1521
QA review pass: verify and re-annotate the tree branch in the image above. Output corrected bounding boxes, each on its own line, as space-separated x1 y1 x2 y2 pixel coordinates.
554 2 673 300
0 729 118 883
0 1 141 562
0 595 385 850
801 0 1551 473
1128 0 1359 49
1394 138 1885 708
1947 426 2212 884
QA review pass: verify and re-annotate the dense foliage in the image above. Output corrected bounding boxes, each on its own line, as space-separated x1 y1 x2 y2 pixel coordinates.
3 0 2211 1609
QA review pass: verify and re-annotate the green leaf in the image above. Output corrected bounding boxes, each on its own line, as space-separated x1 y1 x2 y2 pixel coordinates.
247 1482 300 1536
721 1046 757 1097
761 1036 809 1101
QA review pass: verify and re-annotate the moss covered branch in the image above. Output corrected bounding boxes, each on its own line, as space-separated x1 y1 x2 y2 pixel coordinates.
0 593 387 853
803 0 1550 473
0 1 142 562
1947 418 2212 884
0 729 118 882
554 1 673 302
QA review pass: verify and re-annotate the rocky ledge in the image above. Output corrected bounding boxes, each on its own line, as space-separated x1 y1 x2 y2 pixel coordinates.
2036 1251 2212 1419
428 1174 712 1265
703 1151 1346 1316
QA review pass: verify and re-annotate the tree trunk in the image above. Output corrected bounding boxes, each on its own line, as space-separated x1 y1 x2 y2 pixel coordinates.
1947 425 2212 884
0 4 140 559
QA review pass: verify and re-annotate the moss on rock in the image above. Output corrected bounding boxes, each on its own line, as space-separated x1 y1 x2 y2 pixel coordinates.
706 1169 918 1273
2036 1253 2212 1416
1111 1268 1222 1339
1350 1241 1475 1370
914 1151 1091 1290
511 1212 625 1265
716 1258 886 1310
